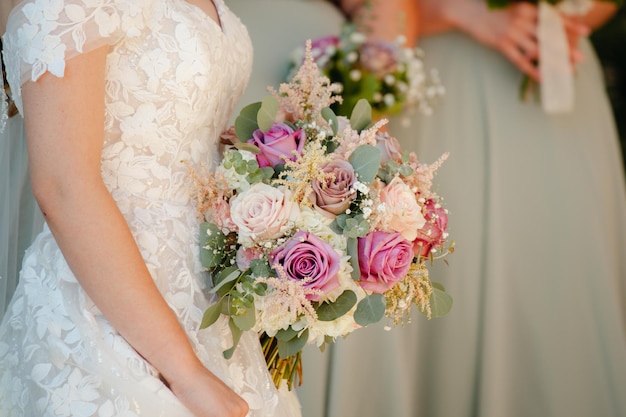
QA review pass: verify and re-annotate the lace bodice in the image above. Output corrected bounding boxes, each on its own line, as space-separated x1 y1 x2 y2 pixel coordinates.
0 2 302 416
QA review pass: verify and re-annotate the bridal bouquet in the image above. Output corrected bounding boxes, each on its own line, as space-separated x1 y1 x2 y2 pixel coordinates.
288 23 444 123
191 42 453 390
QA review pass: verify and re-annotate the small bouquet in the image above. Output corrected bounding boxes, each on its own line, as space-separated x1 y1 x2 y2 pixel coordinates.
190 42 453 390
288 23 444 122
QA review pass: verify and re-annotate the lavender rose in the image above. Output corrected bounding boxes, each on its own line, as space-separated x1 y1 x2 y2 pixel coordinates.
375 132 403 164
270 231 341 301
359 41 399 78
310 159 357 218
247 123 305 168
358 231 414 293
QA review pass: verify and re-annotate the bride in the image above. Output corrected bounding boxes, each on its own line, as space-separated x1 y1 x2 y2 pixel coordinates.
0 0 303 415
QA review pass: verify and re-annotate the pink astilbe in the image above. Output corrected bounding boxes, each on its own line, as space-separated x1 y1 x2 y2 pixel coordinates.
187 165 234 225
256 265 321 328
334 118 388 160
405 152 449 200
270 40 342 128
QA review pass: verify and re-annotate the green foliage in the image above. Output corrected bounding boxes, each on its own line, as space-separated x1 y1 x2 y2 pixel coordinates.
277 329 309 359
321 107 339 135
428 282 453 318
235 102 261 140
349 144 382 183
258 95 279 132
346 237 361 281
200 300 223 329
349 98 373 131
354 294 386 326
316 291 358 321
223 318 243 359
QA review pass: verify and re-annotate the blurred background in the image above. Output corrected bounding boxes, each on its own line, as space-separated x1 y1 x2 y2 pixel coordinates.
591 7 626 166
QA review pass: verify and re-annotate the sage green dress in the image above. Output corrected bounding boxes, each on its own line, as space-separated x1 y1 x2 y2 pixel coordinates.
321 31 626 417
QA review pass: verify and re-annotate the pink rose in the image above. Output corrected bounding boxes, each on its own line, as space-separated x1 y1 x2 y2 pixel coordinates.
235 246 264 270
310 159 357 218
310 35 340 68
270 231 341 301
413 198 448 258
359 41 399 78
247 123 305 168
205 199 236 232
379 176 426 242
375 132 403 164
230 183 299 245
358 231 414 293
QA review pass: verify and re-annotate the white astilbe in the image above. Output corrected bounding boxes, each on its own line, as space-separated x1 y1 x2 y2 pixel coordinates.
270 40 342 127
253 266 321 336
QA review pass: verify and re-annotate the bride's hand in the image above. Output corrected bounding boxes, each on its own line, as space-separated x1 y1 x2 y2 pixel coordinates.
166 364 249 417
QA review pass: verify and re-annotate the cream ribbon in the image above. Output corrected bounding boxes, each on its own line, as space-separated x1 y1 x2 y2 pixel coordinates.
538 2 573 113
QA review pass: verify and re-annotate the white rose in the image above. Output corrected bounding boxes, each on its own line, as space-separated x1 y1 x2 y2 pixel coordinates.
379 176 426 241
230 183 299 246
295 207 346 252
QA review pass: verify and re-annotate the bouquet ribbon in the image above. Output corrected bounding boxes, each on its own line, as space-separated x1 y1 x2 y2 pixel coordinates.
537 2 574 114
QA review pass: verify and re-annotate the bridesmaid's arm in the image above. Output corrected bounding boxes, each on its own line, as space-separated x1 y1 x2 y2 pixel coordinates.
22 46 247 417
577 2 617 30
341 0 419 45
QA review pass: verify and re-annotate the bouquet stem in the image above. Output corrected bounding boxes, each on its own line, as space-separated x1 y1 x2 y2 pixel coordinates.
260 334 303 390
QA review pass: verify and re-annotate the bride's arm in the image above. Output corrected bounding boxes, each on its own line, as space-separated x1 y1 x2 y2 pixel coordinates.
22 45 248 417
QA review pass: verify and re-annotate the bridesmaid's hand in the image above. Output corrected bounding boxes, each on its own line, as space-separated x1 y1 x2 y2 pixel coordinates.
167 364 249 417
440 1 589 81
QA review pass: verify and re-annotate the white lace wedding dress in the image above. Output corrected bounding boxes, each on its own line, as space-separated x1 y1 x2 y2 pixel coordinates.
0 0 301 416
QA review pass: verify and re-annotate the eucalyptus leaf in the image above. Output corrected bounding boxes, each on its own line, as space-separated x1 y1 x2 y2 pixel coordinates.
250 259 272 278
277 329 309 359
258 95 279 132
347 237 360 281
349 144 381 184
349 98 372 131
354 294 386 326
428 285 453 318
233 142 261 154
235 102 261 140
322 107 339 135
316 290 357 321
275 327 299 342
223 318 243 359
233 306 256 331
200 301 223 329
211 266 240 294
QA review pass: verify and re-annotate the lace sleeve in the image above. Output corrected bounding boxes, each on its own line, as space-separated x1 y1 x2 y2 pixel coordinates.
1 0 156 114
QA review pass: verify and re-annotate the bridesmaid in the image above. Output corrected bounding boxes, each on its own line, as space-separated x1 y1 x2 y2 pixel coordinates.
0 3 45 320
326 1 626 417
